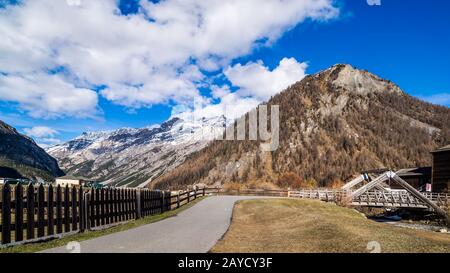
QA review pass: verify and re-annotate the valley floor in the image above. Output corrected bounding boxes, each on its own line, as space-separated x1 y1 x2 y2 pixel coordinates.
211 199 450 253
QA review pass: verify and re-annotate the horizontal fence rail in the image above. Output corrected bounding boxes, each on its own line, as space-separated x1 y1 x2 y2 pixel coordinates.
204 188 289 197
0 184 206 247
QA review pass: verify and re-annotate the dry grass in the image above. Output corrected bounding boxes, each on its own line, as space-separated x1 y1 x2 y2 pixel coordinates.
211 199 450 253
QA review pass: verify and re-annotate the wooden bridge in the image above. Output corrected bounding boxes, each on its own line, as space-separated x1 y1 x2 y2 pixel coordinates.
289 189 450 209
288 171 450 224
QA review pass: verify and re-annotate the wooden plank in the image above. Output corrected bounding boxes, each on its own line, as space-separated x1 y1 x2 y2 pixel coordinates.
100 189 105 226
150 191 154 215
351 173 390 198
151 191 155 215
132 190 136 219
95 188 100 226
90 188 95 227
109 188 114 224
47 184 54 236
72 186 78 231
114 188 118 222
37 184 45 238
2 183 11 244
85 191 91 230
79 187 84 232
118 189 123 222
125 189 130 220
15 184 24 242
64 185 70 232
56 185 63 234
105 188 110 225
160 191 164 213
26 184 35 240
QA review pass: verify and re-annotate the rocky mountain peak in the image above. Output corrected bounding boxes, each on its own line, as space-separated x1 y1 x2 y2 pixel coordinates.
312 64 403 96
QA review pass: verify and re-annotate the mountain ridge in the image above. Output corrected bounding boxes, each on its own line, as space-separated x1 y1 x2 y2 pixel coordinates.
151 64 450 189
47 115 227 187
0 120 64 180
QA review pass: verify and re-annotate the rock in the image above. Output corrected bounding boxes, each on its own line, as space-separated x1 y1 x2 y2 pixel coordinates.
439 228 448 233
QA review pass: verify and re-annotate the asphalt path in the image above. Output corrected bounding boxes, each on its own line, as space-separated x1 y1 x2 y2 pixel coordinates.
42 195 266 253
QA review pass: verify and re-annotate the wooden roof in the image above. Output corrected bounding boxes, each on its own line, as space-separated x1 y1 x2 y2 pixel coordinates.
56 175 89 181
432 145 450 153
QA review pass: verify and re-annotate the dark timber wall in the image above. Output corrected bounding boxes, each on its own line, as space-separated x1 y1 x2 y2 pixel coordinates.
432 149 450 193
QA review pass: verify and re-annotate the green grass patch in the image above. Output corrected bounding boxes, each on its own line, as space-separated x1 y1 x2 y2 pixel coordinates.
0 197 206 253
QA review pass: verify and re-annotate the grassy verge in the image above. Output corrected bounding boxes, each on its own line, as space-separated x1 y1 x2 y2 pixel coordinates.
211 199 450 253
0 197 206 253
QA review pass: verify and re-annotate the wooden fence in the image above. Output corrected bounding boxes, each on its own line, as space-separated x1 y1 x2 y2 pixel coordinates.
0 184 205 247
205 188 288 197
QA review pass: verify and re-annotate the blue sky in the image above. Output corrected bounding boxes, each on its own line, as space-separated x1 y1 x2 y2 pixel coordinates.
0 0 449 146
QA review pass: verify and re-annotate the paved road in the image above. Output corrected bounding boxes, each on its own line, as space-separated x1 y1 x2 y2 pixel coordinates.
42 196 265 253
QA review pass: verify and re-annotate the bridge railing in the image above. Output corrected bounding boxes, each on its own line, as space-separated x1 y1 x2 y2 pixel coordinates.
286 189 450 209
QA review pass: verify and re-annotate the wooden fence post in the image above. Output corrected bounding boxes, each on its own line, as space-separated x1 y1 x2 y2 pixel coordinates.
187 188 190 203
203 187 205 196
113 188 118 222
160 191 165 213
109 188 114 224
72 186 78 231
64 185 70 232
95 188 100 226
79 187 84 232
15 184 24 242
84 192 91 230
90 188 95 227
37 184 45 238
135 189 141 219
100 189 105 226
177 192 180 209
56 185 63 234
47 184 54 236
1 183 11 244
26 184 35 240
194 188 197 199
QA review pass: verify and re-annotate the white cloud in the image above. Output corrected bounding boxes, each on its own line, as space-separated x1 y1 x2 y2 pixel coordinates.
23 126 58 138
418 93 450 107
23 126 62 148
173 57 307 123
0 0 338 116
225 58 308 100
0 73 99 119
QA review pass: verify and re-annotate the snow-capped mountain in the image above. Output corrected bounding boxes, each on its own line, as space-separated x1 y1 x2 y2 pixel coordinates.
47 116 227 188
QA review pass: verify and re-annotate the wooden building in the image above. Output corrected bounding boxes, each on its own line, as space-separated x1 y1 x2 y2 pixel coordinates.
432 145 450 193
361 167 432 191
394 167 432 191
55 175 89 187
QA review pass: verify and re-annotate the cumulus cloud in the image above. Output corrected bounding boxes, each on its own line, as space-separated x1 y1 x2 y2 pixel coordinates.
173 57 307 124
225 58 308 100
0 73 99 118
0 0 338 117
23 126 58 138
23 126 62 147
